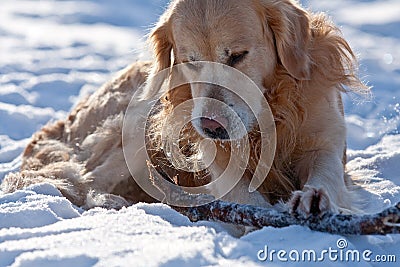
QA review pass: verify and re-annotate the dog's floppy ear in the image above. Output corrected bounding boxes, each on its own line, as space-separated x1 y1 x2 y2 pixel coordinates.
258 0 311 80
149 14 173 74
141 10 174 99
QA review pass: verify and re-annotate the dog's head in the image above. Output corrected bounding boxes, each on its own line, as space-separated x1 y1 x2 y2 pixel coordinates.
147 0 311 140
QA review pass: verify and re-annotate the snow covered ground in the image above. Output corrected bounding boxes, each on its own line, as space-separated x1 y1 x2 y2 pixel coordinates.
0 0 399 266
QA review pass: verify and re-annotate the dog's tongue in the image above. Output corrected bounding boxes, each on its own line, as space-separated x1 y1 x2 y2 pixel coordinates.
200 116 228 131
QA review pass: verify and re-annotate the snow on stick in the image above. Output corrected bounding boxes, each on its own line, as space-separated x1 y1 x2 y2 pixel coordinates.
148 162 400 235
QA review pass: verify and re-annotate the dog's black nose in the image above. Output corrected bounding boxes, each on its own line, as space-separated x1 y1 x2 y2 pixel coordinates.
200 118 229 140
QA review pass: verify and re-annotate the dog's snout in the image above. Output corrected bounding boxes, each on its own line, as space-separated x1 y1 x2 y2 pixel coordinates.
200 118 224 132
200 118 229 140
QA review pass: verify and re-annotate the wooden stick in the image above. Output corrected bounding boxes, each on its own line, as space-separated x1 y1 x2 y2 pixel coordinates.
148 162 400 235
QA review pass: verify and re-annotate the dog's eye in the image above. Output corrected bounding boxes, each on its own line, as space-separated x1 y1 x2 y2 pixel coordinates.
228 51 249 66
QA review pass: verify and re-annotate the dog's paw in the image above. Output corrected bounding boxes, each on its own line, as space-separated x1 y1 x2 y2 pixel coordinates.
288 187 333 217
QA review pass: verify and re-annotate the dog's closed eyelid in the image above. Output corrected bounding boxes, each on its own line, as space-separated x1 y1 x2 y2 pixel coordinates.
189 55 198 62
228 51 249 66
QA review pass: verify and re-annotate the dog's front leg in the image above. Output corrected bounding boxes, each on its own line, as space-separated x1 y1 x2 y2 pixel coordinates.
289 150 355 216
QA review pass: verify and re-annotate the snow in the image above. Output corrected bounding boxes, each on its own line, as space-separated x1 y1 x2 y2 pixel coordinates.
0 0 399 266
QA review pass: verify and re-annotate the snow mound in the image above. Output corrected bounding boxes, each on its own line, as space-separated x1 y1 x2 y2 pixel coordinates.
0 0 399 266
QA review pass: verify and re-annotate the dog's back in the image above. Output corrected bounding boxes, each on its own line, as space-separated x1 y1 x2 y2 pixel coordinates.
1 61 154 209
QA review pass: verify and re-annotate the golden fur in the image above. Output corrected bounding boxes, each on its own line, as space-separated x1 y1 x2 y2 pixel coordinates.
2 0 367 214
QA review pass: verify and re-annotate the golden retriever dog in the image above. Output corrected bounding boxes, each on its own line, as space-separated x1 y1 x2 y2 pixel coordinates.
1 0 367 216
